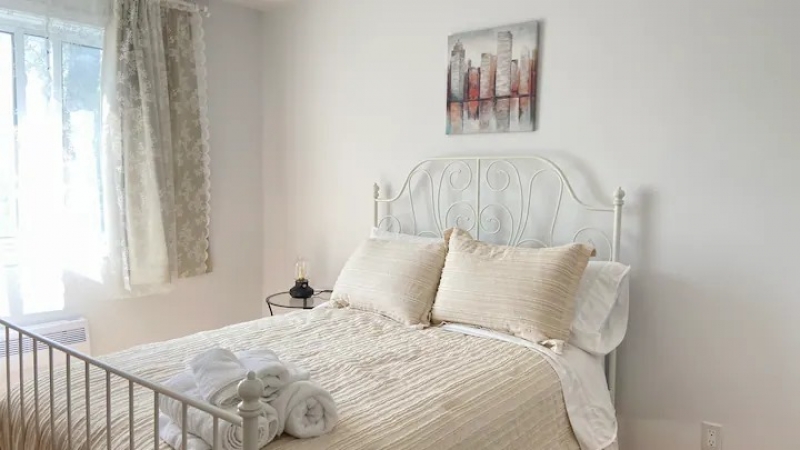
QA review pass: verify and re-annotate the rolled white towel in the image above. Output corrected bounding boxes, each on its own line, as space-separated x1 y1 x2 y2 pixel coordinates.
159 414 210 450
160 372 279 450
270 380 338 439
189 348 246 408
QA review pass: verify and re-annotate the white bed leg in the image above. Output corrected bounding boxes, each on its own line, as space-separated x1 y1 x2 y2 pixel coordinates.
237 371 264 450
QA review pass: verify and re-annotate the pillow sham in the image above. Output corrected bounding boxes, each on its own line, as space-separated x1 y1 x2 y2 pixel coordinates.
570 261 631 355
331 238 447 326
431 229 594 342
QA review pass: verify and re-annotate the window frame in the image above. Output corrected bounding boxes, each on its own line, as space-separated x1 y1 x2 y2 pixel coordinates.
0 28 20 243
0 12 103 318
0 14 103 239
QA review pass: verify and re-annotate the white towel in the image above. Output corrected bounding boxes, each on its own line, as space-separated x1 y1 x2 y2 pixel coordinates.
159 414 211 450
189 349 246 408
262 362 311 401
160 372 279 450
270 380 338 439
238 350 312 401
237 349 285 380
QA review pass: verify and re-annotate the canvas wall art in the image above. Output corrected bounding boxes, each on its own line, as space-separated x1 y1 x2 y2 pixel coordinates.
447 20 540 135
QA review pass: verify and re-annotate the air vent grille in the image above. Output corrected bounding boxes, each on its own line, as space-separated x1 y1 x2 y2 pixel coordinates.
0 327 87 357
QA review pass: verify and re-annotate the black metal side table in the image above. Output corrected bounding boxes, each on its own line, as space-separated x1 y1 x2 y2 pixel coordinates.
265 290 332 316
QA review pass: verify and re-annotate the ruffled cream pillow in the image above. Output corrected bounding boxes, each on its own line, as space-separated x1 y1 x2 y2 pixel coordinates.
432 229 594 342
332 238 447 326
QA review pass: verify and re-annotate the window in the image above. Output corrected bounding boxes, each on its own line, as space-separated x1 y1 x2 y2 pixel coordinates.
0 11 103 317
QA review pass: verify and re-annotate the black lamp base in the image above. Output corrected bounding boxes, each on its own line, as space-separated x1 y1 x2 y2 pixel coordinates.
289 279 315 299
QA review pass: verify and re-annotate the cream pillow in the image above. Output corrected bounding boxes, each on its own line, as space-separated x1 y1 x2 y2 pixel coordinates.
332 238 447 326
432 229 594 342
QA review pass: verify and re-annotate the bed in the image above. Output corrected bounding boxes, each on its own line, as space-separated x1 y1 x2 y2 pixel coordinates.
0 157 626 450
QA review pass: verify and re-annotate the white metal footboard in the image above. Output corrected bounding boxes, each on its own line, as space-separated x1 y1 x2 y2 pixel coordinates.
0 318 264 450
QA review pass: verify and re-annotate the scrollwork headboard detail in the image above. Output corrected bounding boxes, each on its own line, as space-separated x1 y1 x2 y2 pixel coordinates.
372 156 625 402
373 156 624 261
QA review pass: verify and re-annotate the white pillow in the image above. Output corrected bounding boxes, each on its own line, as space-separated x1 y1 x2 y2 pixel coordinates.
369 227 443 244
569 261 631 355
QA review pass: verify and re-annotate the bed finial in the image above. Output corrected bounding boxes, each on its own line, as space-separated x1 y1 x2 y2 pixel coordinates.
373 182 380 200
613 187 625 206
238 371 264 450
238 371 262 401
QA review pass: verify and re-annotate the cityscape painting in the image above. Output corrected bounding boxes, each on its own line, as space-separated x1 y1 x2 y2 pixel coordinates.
447 20 540 135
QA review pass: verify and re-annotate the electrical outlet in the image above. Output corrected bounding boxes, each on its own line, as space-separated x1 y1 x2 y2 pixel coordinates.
702 422 723 450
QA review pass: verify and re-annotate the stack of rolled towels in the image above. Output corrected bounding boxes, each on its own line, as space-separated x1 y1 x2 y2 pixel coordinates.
159 348 338 450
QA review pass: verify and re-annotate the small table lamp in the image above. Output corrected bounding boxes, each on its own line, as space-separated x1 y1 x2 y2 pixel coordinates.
289 257 315 299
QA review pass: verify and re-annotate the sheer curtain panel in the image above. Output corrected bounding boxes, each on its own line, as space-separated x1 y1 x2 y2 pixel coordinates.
103 0 211 296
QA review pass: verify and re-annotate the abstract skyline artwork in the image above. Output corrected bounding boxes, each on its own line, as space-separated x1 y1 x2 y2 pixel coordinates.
447 21 540 135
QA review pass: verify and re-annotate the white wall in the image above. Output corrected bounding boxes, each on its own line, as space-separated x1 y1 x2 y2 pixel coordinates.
61 1 265 356
262 3 290 316
262 0 800 449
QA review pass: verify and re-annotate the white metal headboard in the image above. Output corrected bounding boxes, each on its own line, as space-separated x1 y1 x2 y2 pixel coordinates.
372 156 625 401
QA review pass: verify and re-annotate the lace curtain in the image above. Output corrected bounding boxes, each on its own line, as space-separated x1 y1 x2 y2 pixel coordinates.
0 0 210 314
103 0 211 295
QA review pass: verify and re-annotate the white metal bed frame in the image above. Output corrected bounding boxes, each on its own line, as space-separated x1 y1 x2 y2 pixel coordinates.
372 156 625 402
0 317 266 450
0 156 624 449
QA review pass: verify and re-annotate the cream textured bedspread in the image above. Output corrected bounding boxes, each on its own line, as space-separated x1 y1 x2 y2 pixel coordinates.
1 308 580 450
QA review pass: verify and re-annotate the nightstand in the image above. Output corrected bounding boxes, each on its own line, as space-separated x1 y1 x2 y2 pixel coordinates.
265 290 332 316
